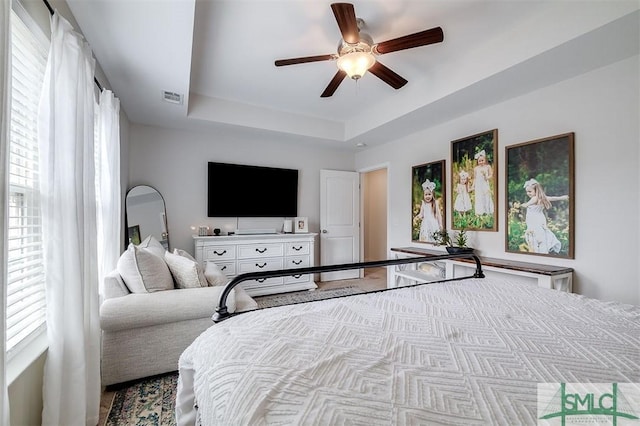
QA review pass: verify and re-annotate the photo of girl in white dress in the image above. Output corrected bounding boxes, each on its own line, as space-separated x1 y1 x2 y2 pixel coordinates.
506 132 574 258
414 179 444 243
518 178 569 254
411 160 445 244
453 170 472 214
471 150 495 216
451 129 497 231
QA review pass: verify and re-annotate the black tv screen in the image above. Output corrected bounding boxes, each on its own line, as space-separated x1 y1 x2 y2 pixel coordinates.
208 162 298 217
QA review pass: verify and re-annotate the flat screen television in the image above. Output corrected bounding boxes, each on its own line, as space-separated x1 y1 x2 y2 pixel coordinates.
208 162 298 217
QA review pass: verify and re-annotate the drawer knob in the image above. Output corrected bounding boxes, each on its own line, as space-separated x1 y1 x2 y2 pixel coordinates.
220 265 227 271
256 278 266 283
256 263 267 268
213 250 227 256
292 260 302 265
256 248 267 254
292 274 302 279
292 246 302 251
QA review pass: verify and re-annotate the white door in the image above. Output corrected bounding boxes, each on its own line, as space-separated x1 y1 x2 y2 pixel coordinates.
320 169 360 281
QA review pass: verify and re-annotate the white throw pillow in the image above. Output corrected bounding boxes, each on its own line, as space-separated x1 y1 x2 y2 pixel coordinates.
174 248 196 262
173 248 208 287
117 244 174 293
138 235 166 258
204 262 228 286
165 251 208 289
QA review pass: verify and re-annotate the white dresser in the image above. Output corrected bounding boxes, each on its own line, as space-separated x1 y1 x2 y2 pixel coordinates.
194 233 318 296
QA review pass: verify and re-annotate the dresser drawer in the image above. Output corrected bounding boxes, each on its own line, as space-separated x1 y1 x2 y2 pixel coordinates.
214 261 236 277
237 243 284 259
242 276 284 290
284 273 312 285
284 256 310 269
203 245 236 261
237 258 284 274
285 242 310 256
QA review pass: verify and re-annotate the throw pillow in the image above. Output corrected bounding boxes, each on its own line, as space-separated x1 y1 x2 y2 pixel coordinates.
117 244 174 293
204 262 228 286
138 235 166 258
173 248 208 287
165 251 208 289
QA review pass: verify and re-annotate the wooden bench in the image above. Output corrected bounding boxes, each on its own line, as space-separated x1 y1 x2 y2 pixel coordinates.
389 247 573 292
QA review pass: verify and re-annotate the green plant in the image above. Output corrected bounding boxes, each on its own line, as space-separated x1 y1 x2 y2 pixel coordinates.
454 228 468 248
431 229 470 248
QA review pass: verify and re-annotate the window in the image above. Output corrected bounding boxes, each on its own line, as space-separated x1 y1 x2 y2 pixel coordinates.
6 5 49 358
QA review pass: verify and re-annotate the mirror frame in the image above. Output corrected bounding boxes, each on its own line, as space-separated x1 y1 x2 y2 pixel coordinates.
125 185 169 251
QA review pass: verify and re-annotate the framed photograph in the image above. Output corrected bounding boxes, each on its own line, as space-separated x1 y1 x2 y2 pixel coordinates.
127 225 141 245
506 132 574 258
411 160 446 244
451 129 498 231
294 217 308 233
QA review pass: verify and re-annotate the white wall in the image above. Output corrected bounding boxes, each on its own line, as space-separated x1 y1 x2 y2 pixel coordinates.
356 56 639 305
127 125 355 257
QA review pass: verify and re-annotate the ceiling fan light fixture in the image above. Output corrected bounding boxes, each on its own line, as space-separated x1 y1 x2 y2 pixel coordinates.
337 51 375 80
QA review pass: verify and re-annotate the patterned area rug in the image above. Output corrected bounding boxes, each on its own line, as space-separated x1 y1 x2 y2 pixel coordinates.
255 285 365 308
105 372 178 426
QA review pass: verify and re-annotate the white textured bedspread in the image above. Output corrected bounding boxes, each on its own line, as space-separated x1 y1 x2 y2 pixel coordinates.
177 279 639 425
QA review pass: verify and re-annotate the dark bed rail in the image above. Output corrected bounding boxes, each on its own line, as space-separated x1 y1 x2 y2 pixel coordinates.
212 252 484 323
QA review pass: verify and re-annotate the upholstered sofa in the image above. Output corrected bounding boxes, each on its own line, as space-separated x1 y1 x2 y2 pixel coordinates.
100 238 258 386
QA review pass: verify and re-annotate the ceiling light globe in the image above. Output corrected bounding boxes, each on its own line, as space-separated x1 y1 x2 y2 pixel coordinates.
337 51 376 80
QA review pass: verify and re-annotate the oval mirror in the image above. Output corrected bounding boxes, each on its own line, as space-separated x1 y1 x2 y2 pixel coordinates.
125 185 169 250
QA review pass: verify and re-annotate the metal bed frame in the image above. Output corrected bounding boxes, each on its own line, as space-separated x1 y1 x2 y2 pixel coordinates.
213 252 484 322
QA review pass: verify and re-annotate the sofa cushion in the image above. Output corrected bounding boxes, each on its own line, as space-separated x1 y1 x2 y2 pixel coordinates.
165 251 207 289
204 262 228 286
102 270 130 300
174 249 208 287
138 235 166 258
117 244 174 293
100 285 258 332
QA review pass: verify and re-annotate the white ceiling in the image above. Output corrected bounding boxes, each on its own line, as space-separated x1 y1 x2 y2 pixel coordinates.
65 0 639 150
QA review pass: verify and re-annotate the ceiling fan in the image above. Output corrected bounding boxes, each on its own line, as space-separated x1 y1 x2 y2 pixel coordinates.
274 2 444 98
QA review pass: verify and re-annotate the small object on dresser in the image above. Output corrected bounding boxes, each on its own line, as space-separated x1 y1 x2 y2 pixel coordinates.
198 226 210 236
213 228 221 236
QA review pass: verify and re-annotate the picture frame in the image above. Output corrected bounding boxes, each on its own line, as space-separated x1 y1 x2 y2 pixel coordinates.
451 129 498 231
294 217 308 233
505 132 574 258
411 160 446 244
127 225 141 245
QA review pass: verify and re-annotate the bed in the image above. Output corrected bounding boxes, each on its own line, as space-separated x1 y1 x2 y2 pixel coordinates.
176 254 639 425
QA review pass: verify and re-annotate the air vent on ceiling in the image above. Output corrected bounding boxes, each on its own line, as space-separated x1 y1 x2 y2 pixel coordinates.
162 90 183 105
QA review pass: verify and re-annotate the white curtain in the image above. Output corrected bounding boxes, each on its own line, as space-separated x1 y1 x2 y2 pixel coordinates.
96 90 121 290
0 0 11 424
38 12 100 426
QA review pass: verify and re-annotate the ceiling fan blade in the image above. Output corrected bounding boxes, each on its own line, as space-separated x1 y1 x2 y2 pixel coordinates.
368 62 407 90
275 54 334 67
321 70 347 97
331 3 359 44
375 27 444 55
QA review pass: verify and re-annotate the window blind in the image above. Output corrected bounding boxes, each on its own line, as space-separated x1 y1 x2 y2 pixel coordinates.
6 7 48 357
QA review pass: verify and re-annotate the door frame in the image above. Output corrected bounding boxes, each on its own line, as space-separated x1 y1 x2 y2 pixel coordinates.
358 163 390 278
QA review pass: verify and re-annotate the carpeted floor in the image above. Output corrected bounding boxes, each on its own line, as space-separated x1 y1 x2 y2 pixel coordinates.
254 285 364 308
99 269 387 425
